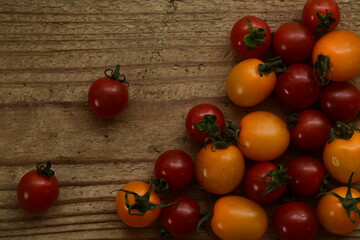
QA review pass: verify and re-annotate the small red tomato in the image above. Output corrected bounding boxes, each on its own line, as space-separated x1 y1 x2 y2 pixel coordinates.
275 64 322 109
320 82 360 122
286 156 326 196
231 16 272 59
185 103 225 143
154 150 194 192
88 65 128 118
273 22 315 63
17 162 60 214
289 109 331 151
302 0 340 34
161 196 201 238
273 201 319 240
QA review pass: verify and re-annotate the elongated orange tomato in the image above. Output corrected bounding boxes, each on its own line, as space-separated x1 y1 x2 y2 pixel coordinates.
195 144 245 195
238 111 290 161
312 30 360 83
226 58 284 107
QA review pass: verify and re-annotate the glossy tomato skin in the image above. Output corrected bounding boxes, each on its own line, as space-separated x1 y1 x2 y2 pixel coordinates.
185 104 225 143
320 82 360 122
88 77 128 118
211 195 268 240
17 170 59 214
317 186 360 234
302 0 340 34
195 144 245 195
238 111 290 161
286 156 326 196
323 131 360 184
226 59 276 107
275 64 321 109
289 109 331 151
154 150 194 191
312 30 360 82
161 196 201 238
116 181 161 228
273 201 319 240
231 16 272 59
244 162 287 204
273 22 315 63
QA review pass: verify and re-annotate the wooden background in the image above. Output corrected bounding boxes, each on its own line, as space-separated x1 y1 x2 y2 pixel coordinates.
0 0 359 239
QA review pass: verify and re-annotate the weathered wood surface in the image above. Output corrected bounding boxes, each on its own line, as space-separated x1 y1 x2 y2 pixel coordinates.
0 0 359 239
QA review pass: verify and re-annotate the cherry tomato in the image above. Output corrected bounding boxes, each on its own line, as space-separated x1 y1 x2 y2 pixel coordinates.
185 103 225 143
17 162 59 214
195 144 245 195
323 126 360 184
289 109 331 151
302 0 340 34
231 16 272 59
312 30 360 83
154 150 194 192
116 181 162 228
273 201 319 240
286 156 326 196
88 65 128 118
161 196 201 238
238 111 290 161
273 22 315 63
275 64 321 109
211 195 268 240
244 162 288 204
320 82 360 122
226 58 286 107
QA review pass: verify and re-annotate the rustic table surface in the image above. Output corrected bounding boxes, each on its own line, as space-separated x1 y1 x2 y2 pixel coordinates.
0 0 359 239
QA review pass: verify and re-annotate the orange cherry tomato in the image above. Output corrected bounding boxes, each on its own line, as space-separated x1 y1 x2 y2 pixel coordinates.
195 144 245 195
211 195 268 240
317 186 360 235
323 130 360 184
226 58 278 107
238 111 290 161
312 30 360 83
116 181 161 228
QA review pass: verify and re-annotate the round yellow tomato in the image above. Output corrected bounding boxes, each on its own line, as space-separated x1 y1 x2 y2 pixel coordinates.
238 111 290 161
226 58 276 107
312 30 360 83
323 131 360 183
195 144 245 195
211 195 268 240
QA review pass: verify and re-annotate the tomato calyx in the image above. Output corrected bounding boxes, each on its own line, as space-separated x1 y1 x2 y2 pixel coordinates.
320 174 336 193
243 18 266 50
154 178 169 194
36 162 55 178
328 121 356 143
197 210 212 233
318 172 360 223
316 10 336 34
260 165 290 197
104 64 129 86
286 112 299 129
314 54 331 85
258 56 287 77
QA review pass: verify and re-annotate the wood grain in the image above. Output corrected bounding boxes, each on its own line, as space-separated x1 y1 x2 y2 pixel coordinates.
0 0 359 239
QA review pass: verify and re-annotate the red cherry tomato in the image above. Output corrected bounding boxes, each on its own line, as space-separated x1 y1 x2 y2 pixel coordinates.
286 156 326 196
244 162 288 204
231 16 272 59
88 65 128 118
185 103 225 143
320 82 360 122
17 162 60 214
273 201 319 240
154 150 194 192
302 0 340 34
161 196 201 238
275 64 322 109
289 109 331 151
273 22 315 63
